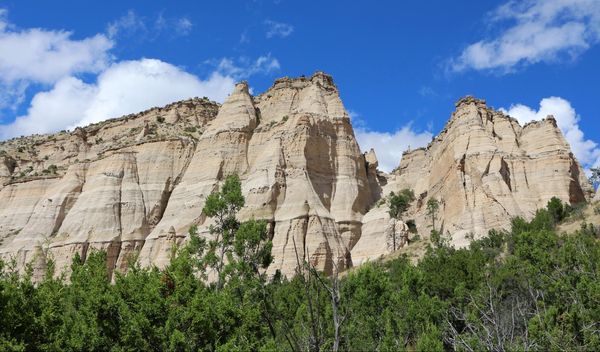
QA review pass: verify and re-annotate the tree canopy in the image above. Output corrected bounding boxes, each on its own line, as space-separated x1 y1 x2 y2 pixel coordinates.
0 193 599 351
387 189 415 219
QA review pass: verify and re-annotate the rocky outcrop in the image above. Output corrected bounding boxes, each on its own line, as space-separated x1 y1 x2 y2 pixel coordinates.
0 79 594 277
0 95 212 277
352 96 594 264
0 73 376 278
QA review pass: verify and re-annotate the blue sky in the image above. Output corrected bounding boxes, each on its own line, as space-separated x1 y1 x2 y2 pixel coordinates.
0 0 599 172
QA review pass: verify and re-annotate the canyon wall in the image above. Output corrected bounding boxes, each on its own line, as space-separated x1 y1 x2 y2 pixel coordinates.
0 75 593 277
352 96 594 264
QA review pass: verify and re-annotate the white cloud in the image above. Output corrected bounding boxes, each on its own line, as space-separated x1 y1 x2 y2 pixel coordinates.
0 8 8 31
215 54 280 79
0 22 112 85
451 0 600 73
355 124 433 173
501 96 600 169
0 59 236 139
0 11 283 140
108 11 193 39
1 77 97 138
0 9 113 111
264 20 294 38
175 18 193 36
107 10 146 39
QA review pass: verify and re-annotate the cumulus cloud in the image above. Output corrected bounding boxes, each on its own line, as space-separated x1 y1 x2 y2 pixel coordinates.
501 96 600 169
0 10 282 140
264 20 294 38
0 9 113 112
354 122 433 173
0 22 112 85
451 0 600 73
1 77 97 138
0 59 236 139
0 8 9 31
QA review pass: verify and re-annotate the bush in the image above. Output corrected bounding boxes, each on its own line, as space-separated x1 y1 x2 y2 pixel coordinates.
41 165 57 175
156 116 165 123
1 191 599 351
547 196 565 224
559 201 586 222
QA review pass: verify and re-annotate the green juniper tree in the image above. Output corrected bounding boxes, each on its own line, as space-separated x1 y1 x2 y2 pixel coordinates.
387 189 415 250
426 198 439 231
202 174 273 289
2 192 600 351
387 189 415 219
202 175 245 289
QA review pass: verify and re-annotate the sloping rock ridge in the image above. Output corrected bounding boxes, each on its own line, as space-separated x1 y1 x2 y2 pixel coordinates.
352 96 595 265
0 75 593 278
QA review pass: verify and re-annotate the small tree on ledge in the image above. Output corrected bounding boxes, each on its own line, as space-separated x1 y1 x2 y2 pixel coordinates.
387 189 415 250
426 198 440 231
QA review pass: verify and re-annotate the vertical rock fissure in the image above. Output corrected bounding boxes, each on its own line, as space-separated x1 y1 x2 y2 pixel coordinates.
152 141 197 229
568 157 586 204
499 157 512 192
51 185 84 236
116 170 124 238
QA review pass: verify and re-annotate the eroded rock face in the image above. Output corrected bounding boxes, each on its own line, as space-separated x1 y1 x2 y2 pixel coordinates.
352 96 594 264
0 73 376 277
0 96 214 277
0 80 593 277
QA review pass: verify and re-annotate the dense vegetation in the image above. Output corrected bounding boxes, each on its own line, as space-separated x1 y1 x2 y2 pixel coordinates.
1 176 599 351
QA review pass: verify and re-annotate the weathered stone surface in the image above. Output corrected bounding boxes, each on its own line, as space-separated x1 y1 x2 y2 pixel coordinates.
351 206 412 266
0 80 593 278
352 96 594 262
0 73 375 278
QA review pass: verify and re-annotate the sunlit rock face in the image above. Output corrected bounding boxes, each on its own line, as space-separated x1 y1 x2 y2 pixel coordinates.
0 76 593 278
0 72 376 278
352 96 594 265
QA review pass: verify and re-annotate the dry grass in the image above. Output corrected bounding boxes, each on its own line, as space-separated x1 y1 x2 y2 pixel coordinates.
341 237 431 277
557 201 600 234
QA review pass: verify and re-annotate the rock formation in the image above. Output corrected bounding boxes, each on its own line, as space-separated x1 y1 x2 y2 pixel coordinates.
0 76 594 277
0 73 376 277
352 96 595 265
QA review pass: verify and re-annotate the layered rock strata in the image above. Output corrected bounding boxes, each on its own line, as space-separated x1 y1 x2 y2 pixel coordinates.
352 96 594 265
0 77 594 276
0 73 376 277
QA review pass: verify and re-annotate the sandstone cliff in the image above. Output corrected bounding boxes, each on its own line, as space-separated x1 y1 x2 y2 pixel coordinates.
0 76 593 277
352 96 595 265
0 72 376 278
